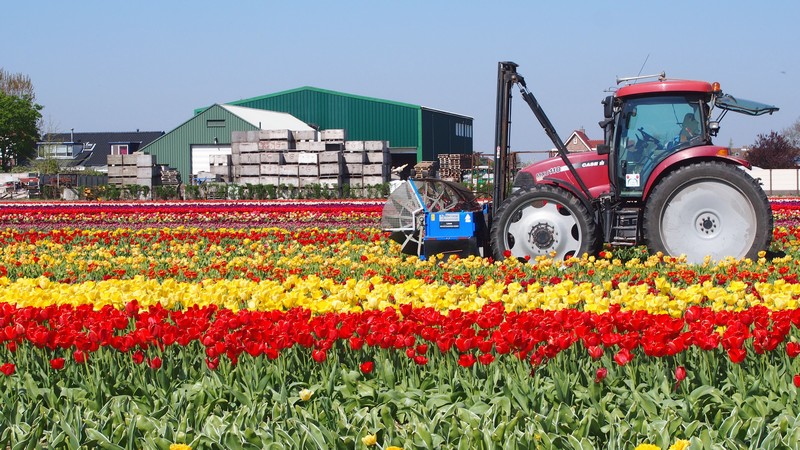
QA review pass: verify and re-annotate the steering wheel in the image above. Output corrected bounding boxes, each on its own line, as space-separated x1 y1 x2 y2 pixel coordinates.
637 128 662 149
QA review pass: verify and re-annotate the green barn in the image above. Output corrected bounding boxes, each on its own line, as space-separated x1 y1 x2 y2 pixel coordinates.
142 86 473 182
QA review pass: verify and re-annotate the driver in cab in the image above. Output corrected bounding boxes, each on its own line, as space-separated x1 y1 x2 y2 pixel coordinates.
679 113 700 143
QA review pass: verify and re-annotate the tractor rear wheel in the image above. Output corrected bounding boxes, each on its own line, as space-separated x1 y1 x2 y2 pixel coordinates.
490 185 598 261
643 161 772 263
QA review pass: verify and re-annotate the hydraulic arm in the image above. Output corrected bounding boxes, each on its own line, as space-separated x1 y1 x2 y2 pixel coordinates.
493 61 593 211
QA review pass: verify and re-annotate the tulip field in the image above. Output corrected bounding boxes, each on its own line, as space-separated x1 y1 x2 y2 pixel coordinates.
3 198 800 449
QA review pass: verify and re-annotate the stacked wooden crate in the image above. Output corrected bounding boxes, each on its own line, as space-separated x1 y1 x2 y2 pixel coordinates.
437 153 473 183
231 137 262 185
209 155 232 182
107 153 157 187
413 161 436 179
363 141 390 186
158 165 181 186
342 140 391 187
230 129 392 190
261 129 297 186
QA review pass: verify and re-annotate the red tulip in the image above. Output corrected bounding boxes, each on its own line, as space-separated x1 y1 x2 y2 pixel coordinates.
787 342 800 358
0 363 14 376
312 349 327 363
613 348 633 366
360 361 374 374
349 336 365 351
132 350 145 365
73 349 88 364
727 347 747 364
794 374 800 388
458 353 477 368
595 367 608 383
478 353 495 365
587 345 603 360
674 366 687 389
50 357 65 370
149 357 162 370
206 357 219 370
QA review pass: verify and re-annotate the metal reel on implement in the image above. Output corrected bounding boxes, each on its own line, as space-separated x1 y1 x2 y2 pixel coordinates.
381 179 485 257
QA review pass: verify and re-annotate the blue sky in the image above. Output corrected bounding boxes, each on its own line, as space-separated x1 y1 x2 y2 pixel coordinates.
4 1 798 158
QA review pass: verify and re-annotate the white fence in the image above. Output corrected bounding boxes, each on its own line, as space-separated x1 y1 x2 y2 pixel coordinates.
748 168 800 195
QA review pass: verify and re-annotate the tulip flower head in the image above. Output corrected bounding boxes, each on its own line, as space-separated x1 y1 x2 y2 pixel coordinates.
360 361 374 374
595 367 608 383
0 363 15 376
674 366 687 390
361 434 377 446
299 388 313 401
668 439 690 450
50 358 65 370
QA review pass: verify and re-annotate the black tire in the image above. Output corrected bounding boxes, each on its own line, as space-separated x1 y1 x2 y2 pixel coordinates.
490 185 599 261
643 161 772 263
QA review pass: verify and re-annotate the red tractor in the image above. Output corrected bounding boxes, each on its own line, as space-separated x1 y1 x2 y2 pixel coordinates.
490 61 778 263
382 62 778 264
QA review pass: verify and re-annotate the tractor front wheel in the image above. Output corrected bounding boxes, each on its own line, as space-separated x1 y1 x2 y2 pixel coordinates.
490 185 598 261
643 161 772 263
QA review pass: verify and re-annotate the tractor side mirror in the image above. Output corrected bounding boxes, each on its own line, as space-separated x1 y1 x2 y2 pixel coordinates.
596 144 610 155
602 96 614 119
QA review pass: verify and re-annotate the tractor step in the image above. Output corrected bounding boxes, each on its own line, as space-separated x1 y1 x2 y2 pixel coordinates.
609 208 641 246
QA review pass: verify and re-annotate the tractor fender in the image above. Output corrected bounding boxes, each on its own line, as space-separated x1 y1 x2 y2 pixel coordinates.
541 176 595 214
642 145 751 199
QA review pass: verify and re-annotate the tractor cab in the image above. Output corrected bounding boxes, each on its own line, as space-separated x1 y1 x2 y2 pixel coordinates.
605 78 778 199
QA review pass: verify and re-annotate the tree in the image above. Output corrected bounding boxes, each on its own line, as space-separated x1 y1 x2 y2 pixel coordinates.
0 68 42 171
0 68 35 100
744 131 800 169
783 117 800 148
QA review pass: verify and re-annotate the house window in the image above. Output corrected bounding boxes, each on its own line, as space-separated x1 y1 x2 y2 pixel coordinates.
207 119 225 127
111 144 129 155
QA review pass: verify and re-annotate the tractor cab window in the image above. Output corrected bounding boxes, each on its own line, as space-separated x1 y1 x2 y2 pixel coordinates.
615 95 705 196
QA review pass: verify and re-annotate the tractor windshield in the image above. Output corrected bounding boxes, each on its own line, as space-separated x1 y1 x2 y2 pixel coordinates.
615 95 706 197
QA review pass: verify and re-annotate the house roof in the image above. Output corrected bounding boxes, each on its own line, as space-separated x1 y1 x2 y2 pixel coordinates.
222 86 422 113
40 131 164 167
219 104 314 131
567 129 604 150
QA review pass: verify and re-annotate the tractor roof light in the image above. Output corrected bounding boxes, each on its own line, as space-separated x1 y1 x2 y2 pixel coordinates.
711 82 721 94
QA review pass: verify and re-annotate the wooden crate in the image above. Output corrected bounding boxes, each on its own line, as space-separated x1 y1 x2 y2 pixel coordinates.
345 164 362 176
259 176 280 185
279 165 299 177
318 151 341 164
258 140 293 151
240 153 262 164
280 176 299 187
239 176 261 185
319 163 340 176
260 152 283 164
343 152 364 164
299 165 319 177
259 129 293 141
295 141 326 151
260 164 281 175
364 150 389 164
240 165 260 176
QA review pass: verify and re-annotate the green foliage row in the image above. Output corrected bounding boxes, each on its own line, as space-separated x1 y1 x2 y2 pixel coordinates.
77 183 394 201
3 344 800 449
